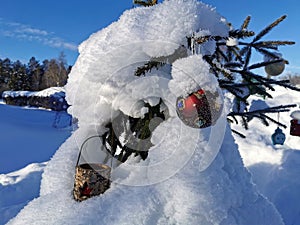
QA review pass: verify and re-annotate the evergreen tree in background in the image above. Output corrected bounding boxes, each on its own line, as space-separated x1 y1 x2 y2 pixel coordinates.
0 52 70 94
27 57 43 91
40 59 50 90
0 58 12 93
57 52 69 86
41 59 60 88
101 1 300 163
8 60 30 91
281 71 300 86
40 52 68 89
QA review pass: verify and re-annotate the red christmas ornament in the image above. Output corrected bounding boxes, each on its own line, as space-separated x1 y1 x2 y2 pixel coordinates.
80 183 93 196
290 119 300 136
176 89 222 128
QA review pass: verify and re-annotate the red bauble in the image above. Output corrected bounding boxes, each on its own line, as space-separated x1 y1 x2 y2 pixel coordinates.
176 89 222 128
81 185 93 196
290 119 300 136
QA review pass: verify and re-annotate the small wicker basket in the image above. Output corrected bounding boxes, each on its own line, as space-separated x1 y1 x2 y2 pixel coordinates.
73 136 112 201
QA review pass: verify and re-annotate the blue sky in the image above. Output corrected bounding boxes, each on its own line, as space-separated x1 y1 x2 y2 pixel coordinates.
0 0 299 73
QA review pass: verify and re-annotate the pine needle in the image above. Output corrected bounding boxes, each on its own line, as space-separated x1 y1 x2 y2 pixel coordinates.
135 61 165 76
252 15 287 43
241 16 251 30
255 47 282 59
133 0 157 7
247 59 284 70
243 46 252 69
254 115 270 126
254 41 295 48
261 114 287 128
241 116 249 129
231 129 246 138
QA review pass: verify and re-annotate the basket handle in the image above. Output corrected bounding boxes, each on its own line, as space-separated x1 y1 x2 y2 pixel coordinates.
75 135 104 167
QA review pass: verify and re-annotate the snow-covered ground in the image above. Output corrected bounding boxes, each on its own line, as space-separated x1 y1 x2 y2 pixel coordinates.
1 86 299 225
0 104 72 174
231 86 300 225
0 104 72 224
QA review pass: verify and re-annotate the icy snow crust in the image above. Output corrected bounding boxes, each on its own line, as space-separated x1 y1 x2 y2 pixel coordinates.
290 110 300 120
2 87 65 98
230 86 300 225
9 0 283 224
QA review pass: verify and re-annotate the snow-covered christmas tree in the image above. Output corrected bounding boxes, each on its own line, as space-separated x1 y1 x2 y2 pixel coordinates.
8 0 299 224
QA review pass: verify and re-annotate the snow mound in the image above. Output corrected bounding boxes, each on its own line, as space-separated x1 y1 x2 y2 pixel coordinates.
8 128 283 225
0 163 46 225
0 104 72 174
248 149 300 225
232 86 300 224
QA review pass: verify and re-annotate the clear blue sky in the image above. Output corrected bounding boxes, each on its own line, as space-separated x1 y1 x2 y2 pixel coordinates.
1 0 299 73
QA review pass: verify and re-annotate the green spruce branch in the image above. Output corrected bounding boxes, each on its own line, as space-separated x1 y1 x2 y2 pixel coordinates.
228 104 297 129
135 61 165 77
133 0 158 7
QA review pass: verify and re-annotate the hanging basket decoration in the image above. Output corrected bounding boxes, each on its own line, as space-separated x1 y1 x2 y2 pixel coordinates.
271 127 286 145
290 110 300 137
176 88 223 128
73 136 112 202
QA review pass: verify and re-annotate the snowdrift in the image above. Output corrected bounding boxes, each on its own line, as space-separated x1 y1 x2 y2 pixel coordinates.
0 104 71 174
232 86 300 225
7 127 283 225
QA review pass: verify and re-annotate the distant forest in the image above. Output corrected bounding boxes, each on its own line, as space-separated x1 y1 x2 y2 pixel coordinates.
1 51 300 98
0 52 71 95
281 72 300 86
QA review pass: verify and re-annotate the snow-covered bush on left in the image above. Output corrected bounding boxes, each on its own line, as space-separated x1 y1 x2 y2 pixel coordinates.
2 87 69 111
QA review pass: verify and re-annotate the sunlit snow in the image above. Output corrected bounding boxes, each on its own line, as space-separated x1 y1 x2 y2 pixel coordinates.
1 0 300 225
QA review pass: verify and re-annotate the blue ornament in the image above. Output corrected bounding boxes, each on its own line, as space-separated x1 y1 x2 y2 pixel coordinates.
177 99 185 110
271 127 286 145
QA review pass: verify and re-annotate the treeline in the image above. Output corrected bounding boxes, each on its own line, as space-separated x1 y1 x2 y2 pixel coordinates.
0 52 71 95
281 72 300 86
